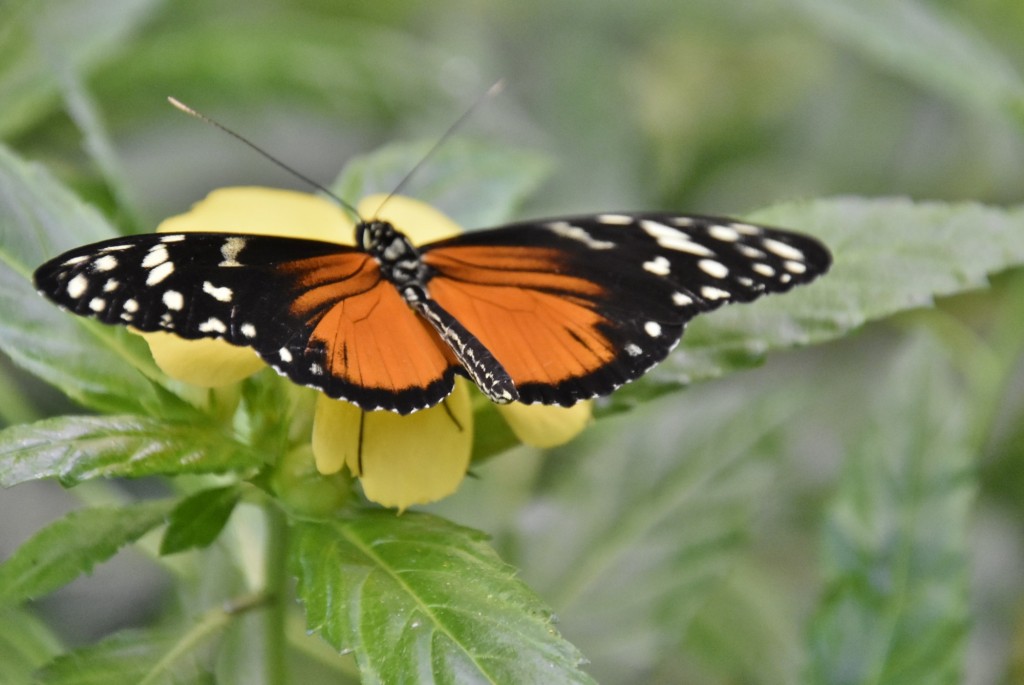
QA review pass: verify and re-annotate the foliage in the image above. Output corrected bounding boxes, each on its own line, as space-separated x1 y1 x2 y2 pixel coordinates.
2 0 1024 683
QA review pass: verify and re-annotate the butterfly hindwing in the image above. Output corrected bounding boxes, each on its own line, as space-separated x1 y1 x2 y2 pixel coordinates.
33 233 460 412
421 213 831 405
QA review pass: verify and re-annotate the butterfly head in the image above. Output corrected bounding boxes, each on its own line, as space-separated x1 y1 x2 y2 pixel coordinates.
356 219 395 252
357 219 431 290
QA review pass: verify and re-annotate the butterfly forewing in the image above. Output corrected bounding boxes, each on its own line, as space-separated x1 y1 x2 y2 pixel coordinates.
422 213 830 405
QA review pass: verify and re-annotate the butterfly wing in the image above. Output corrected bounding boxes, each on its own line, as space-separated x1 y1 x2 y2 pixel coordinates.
421 213 831 405
33 233 459 413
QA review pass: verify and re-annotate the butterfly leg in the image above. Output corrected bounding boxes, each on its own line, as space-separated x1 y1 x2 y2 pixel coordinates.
356 410 366 475
440 397 465 432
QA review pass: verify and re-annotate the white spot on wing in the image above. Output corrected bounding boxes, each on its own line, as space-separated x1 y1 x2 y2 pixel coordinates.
672 291 693 306
625 343 643 356
784 260 807 274
278 347 293 363
739 245 766 259
146 261 174 285
198 317 227 334
220 237 246 267
701 286 731 300
708 225 741 242
643 255 671 276
160 234 186 243
103 279 119 292
62 255 88 267
202 281 234 302
596 213 633 225
640 220 715 256
310 363 323 376
698 259 729 278
67 274 89 298
547 221 615 249
240 323 257 338
752 263 775 277
141 245 169 269
762 237 805 261
162 290 184 311
88 297 106 312
731 222 762 236
644 321 662 337
123 299 139 313
93 255 119 272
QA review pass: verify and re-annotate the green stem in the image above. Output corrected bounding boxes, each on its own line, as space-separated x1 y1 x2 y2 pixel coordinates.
263 502 290 685
138 592 269 685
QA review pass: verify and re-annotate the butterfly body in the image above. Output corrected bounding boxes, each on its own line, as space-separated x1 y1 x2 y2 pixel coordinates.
34 212 831 414
357 220 430 292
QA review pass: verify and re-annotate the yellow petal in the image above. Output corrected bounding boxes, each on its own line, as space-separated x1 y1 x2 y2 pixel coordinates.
310 397 359 476
143 332 264 387
142 187 354 385
358 194 463 244
498 401 592 448
311 382 473 510
159 187 354 242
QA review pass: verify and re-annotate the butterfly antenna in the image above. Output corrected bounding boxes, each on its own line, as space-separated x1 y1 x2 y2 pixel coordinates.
370 79 505 219
167 97 362 222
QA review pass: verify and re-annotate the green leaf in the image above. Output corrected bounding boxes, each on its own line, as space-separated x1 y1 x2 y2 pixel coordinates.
291 512 596 685
39 595 272 685
35 624 220 685
0 500 173 605
679 563 804 685
0 144 166 414
508 382 809 682
751 197 1024 336
0 0 162 138
55 59 147 229
784 0 1024 123
615 197 1024 410
0 414 262 487
160 485 243 556
333 137 552 229
809 334 974 684
0 606 62 683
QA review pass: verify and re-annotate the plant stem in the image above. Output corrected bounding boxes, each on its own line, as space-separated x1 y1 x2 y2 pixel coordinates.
263 502 290 685
137 591 269 685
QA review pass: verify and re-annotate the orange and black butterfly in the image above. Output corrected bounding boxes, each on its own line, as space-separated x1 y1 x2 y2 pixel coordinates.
33 211 830 414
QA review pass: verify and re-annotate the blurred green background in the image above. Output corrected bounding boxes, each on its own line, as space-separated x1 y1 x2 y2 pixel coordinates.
3 0 1024 683
6 0 1024 222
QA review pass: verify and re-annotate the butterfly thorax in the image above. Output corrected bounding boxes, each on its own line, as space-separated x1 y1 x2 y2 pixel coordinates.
357 220 433 301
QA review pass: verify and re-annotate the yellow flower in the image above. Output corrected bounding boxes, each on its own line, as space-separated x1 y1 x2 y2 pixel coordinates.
141 187 591 510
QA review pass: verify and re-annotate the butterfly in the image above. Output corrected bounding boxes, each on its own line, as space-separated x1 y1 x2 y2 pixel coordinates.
34 210 831 414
